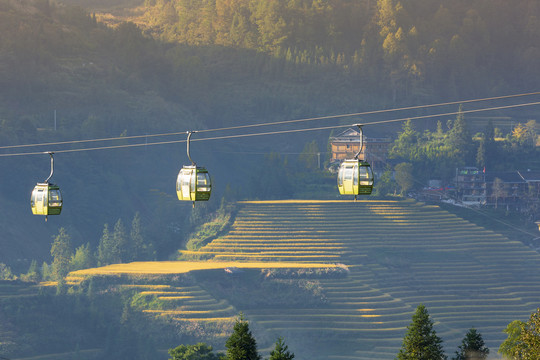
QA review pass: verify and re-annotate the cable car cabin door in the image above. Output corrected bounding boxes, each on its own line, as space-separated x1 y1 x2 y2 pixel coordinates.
177 168 193 201
338 162 357 195
31 186 47 215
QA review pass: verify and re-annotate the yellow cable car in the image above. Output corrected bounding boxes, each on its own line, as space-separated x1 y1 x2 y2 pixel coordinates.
31 152 62 220
176 131 212 207
337 124 374 199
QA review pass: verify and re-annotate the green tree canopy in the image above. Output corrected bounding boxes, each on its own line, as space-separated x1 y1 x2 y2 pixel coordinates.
390 119 419 161
168 342 222 360
499 308 540 359
397 304 446 360
453 328 489 360
225 313 261 360
394 162 414 195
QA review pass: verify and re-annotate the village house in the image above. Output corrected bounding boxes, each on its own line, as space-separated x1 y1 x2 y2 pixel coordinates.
330 128 392 175
454 167 540 209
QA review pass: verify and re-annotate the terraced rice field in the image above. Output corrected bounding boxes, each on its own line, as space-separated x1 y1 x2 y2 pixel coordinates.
127 283 238 340
185 199 540 359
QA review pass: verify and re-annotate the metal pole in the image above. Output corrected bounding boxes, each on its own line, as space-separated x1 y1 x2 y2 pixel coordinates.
186 131 198 166
45 152 54 183
353 124 364 160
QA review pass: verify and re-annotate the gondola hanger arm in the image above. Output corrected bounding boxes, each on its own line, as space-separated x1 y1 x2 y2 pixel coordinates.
353 124 364 160
186 131 198 166
44 151 54 183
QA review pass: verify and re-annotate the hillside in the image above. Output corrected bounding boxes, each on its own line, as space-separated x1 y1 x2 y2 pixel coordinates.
184 199 540 359
53 199 540 360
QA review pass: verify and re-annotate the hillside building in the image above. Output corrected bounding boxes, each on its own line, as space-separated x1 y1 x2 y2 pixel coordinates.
330 128 392 174
455 167 486 205
454 167 540 209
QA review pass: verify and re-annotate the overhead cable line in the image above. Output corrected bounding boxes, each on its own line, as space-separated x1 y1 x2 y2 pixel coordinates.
1 99 540 157
1 91 539 151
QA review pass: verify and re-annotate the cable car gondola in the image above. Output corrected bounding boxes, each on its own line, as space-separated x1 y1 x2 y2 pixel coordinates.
176 131 211 207
31 152 62 220
337 124 374 199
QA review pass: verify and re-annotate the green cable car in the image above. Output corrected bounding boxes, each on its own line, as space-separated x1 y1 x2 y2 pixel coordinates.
337 124 374 199
31 152 62 220
176 131 212 207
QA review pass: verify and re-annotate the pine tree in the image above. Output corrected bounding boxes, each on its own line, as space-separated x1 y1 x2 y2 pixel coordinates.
446 104 472 166
130 212 150 261
97 223 112 265
71 243 95 270
269 337 294 360
50 227 73 294
113 218 129 263
50 228 72 280
453 328 489 360
397 304 446 360
225 313 261 360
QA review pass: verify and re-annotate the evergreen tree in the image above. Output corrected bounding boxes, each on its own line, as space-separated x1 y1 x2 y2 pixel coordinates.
113 218 129 263
397 304 446 360
50 227 73 294
130 211 151 261
453 328 489 360
225 313 261 360
71 243 95 270
269 337 294 360
97 223 113 265
446 105 472 166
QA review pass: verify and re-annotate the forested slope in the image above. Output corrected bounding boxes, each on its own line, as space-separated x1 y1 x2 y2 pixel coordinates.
2 0 540 269
61 0 540 102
